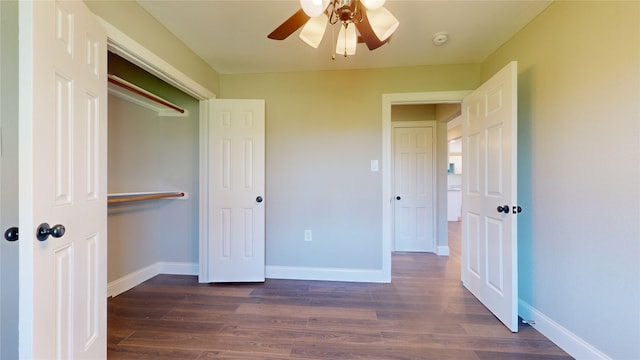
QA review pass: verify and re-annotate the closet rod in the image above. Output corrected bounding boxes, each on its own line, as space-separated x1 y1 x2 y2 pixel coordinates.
107 75 185 114
107 192 185 204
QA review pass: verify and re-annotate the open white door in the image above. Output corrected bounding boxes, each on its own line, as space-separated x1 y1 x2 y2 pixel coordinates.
461 61 518 332
203 99 265 282
19 1 107 358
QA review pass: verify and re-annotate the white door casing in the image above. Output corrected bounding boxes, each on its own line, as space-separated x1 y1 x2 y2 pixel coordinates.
0 6 3 353
382 92 471 282
392 121 436 252
0 35 3 356
461 61 518 332
19 1 107 358
205 99 265 282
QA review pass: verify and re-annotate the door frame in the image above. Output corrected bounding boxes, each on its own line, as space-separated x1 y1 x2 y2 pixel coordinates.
391 120 437 252
96 19 217 283
381 91 471 280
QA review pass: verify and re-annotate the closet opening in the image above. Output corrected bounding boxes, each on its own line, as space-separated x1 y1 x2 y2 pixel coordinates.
106 52 200 297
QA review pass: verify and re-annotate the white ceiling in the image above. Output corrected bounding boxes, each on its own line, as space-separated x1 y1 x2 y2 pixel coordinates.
137 0 552 74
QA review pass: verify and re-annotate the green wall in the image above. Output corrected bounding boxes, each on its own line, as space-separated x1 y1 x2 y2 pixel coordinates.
0 1 19 358
220 64 479 270
481 2 640 358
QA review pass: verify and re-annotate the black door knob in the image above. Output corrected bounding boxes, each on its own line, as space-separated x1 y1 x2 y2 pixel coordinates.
513 206 522 214
36 223 65 241
396 196 401 200
497 205 510 214
4 227 18 242
256 196 263 203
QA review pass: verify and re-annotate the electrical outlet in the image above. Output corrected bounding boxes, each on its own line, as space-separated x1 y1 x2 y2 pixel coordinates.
304 230 312 242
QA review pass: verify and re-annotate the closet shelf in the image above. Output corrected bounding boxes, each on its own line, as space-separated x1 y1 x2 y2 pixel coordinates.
107 75 188 117
107 191 188 204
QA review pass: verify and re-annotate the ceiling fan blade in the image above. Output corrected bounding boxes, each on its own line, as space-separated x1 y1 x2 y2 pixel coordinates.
267 9 311 40
355 9 389 50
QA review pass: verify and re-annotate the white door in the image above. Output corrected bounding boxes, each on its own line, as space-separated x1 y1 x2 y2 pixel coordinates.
206 99 265 282
19 1 107 358
393 122 436 252
461 61 518 332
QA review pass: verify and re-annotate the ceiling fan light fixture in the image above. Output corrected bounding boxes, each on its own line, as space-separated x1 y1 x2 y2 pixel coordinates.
362 0 386 10
367 6 399 42
268 0 399 57
336 23 357 56
300 0 330 17
299 15 328 48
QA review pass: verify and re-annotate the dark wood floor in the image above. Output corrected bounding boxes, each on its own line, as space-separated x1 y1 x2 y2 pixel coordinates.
108 222 572 359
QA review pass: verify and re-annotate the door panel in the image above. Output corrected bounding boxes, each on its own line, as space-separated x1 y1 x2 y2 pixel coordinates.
462 61 518 332
207 99 265 282
19 1 107 357
393 123 435 252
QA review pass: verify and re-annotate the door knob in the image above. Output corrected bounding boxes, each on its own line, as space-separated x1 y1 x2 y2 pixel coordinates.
513 205 522 214
36 223 65 241
396 196 401 200
4 227 18 242
256 196 263 203
497 205 510 214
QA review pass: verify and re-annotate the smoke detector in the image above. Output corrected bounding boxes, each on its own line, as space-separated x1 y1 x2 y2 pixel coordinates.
433 32 449 46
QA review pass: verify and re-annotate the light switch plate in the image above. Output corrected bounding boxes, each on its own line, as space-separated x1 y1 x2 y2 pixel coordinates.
371 160 379 172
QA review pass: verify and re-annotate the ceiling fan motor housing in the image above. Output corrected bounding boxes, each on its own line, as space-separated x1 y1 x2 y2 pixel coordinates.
335 0 359 22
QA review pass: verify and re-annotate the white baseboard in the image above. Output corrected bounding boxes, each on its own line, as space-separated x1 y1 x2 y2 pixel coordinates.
436 245 450 256
158 261 198 275
107 261 198 298
518 299 611 360
266 265 390 283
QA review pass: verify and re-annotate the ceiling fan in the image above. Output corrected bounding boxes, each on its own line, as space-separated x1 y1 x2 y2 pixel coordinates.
267 0 399 57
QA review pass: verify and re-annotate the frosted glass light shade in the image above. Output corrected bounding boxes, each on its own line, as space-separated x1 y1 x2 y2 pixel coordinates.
367 6 399 41
299 15 328 48
300 0 330 17
336 24 357 56
362 0 386 10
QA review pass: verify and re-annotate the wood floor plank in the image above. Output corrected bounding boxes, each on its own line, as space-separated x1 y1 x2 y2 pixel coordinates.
196 350 310 360
307 316 467 335
381 331 570 356
117 318 226 334
217 325 383 344
120 330 294 355
474 350 574 360
108 346 203 360
235 303 378 321
290 340 480 360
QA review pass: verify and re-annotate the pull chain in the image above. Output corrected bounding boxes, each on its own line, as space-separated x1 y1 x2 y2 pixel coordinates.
342 23 348 57
331 22 337 60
